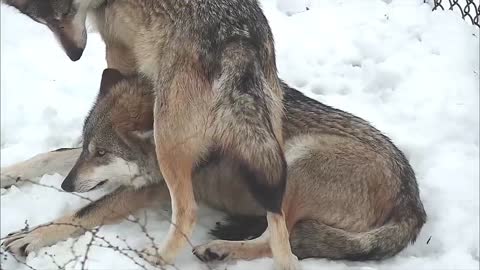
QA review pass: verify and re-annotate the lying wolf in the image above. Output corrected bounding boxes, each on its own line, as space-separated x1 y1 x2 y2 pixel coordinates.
3 0 297 266
2 69 426 264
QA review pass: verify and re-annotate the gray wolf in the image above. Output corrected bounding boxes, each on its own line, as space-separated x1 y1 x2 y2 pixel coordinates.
2 69 427 264
2 0 298 267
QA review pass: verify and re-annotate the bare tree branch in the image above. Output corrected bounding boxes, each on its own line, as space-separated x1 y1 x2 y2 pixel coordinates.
1 178 216 270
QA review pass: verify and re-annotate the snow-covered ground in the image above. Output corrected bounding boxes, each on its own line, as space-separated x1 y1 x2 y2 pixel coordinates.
1 0 479 269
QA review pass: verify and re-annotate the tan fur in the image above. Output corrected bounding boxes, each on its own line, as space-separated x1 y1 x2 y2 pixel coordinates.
109 81 154 133
88 3 295 266
2 0 425 266
1 73 426 264
105 44 137 75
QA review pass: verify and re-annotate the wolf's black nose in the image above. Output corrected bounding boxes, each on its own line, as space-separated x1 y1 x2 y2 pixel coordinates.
66 47 84 62
61 176 75 192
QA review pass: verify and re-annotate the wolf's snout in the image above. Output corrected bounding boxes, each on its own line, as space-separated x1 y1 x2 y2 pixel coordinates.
48 18 87 62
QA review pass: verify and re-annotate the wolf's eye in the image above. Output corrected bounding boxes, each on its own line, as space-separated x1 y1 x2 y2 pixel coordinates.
96 149 106 157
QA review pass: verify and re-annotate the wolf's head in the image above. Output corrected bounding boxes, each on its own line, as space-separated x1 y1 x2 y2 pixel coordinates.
2 0 99 61
61 69 159 193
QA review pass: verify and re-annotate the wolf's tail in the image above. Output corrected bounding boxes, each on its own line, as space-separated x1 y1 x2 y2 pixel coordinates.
212 206 425 260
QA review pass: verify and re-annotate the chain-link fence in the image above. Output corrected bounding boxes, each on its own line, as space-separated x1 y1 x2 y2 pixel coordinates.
425 0 480 27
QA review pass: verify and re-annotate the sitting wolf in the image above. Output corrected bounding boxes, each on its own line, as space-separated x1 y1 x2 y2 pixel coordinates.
2 69 426 263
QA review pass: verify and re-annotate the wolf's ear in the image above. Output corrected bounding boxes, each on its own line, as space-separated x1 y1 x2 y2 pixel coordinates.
99 68 124 97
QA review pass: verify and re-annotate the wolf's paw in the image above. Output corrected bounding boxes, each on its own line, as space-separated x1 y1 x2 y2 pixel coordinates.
2 227 54 257
0 173 20 189
192 241 230 262
275 254 301 270
140 247 172 267
1 222 78 257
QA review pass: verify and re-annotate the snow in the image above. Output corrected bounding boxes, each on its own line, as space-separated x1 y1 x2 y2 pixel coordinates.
1 0 479 269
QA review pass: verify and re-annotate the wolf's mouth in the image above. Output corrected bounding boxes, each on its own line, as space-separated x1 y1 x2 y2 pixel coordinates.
89 179 108 191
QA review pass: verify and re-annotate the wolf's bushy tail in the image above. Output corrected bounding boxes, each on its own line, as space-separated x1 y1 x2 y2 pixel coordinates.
289 213 423 260
212 206 425 260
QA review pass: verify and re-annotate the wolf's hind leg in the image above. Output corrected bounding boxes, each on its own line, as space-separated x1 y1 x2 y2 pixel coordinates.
210 45 298 269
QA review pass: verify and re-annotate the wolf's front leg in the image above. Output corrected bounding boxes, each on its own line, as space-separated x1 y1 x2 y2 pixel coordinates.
1 148 81 188
141 67 213 266
146 139 201 266
2 215 85 257
1 184 168 256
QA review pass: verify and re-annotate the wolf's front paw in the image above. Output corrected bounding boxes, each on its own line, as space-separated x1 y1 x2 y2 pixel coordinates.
2 228 50 257
192 241 230 262
1 223 78 257
140 247 171 266
1 160 37 188
275 254 300 270
0 173 20 189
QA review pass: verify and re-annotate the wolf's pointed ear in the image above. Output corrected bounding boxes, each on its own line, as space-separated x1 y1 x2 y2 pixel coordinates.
99 68 124 97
